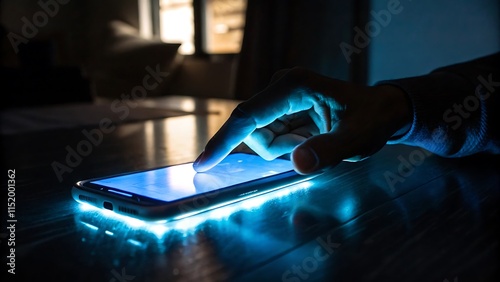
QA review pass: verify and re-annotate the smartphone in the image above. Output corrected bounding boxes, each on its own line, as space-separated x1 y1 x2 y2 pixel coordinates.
72 153 318 222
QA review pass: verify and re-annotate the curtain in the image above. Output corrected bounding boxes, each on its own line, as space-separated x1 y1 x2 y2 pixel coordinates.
233 0 355 100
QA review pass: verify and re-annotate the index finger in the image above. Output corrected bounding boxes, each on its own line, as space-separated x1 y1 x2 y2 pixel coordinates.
193 75 318 172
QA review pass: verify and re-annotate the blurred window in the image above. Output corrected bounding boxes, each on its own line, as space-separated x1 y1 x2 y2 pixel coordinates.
159 0 247 55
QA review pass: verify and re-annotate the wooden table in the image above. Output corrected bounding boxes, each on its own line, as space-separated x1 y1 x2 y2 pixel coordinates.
1 95 499 282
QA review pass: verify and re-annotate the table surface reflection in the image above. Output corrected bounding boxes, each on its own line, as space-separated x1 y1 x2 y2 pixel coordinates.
1 95 499 282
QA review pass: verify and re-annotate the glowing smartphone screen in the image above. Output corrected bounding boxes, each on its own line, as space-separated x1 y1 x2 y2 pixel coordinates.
90 153 295 202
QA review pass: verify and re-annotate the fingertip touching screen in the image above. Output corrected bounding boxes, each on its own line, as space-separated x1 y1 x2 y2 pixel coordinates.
90 153 295 202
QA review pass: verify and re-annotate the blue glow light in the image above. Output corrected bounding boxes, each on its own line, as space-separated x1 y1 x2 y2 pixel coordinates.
89 153 295 203
334 196 358 222
82 222 99 231
127 239 144 247
108 189 133 197
75 180 315 239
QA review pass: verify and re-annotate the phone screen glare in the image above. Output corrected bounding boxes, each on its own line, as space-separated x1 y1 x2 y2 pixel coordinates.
90 154 294 202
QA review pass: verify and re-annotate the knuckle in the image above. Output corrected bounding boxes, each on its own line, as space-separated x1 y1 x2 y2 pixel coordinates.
270 69 291 82
231 103 250 118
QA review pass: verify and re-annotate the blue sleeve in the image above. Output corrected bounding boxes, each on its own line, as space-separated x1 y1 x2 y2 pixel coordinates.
376 52 500 157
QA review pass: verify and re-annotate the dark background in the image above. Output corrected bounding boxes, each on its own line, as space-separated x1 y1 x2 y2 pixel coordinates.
1 0 499 108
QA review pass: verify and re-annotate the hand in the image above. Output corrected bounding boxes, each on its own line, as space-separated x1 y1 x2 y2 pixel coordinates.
193 67 412 174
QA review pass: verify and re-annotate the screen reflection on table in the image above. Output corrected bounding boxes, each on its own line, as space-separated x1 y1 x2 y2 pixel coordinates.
72 147 499 282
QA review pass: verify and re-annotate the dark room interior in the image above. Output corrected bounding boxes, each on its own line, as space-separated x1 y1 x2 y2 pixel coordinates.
1 0 499 281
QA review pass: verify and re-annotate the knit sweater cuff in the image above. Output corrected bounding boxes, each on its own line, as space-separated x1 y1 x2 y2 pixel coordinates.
376 71 489 157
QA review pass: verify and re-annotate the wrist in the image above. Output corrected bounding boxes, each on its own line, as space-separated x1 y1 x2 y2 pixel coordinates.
373 85 413 138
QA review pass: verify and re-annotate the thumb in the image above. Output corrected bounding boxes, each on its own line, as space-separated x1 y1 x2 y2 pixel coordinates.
291 128 356 174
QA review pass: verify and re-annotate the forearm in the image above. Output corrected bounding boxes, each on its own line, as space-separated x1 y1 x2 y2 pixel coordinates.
377 52 500 157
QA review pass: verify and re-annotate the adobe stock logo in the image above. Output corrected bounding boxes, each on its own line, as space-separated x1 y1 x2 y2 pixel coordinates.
340 0 409 63
281 234 341 282
7 0 70 54
443 73 499 130
109 268 135 282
